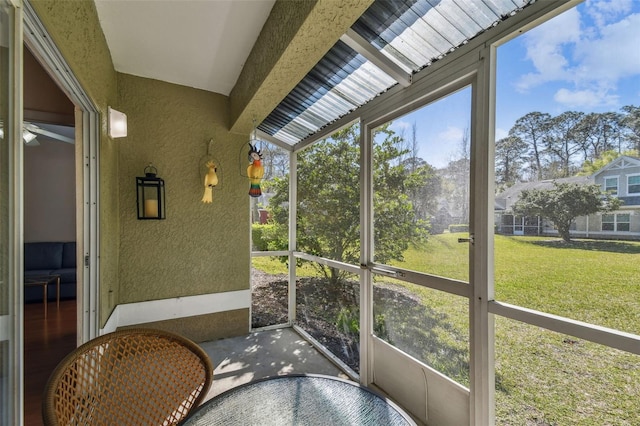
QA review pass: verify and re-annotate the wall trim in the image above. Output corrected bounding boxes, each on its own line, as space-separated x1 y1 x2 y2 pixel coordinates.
100 290 250 335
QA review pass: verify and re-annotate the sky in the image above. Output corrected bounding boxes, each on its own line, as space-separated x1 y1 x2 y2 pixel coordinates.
388 0 640 168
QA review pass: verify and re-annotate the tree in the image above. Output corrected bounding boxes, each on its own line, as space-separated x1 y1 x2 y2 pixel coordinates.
399 122 442 227
574 112 621 161
513 182 620 242
259 142 289 182
544 111 584 178
495 135 527 189
439 129 470 223
510 112 552 181
401 156 441 226
267 123 429 283
578 149 640 175
620 105 640 152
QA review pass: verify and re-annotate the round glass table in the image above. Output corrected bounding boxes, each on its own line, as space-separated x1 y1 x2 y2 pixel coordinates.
181 374 416 425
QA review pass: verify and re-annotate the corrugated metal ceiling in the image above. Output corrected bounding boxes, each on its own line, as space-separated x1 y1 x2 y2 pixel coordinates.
259 0 532 147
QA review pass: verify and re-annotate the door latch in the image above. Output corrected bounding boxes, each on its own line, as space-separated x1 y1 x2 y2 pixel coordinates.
457 234 474 245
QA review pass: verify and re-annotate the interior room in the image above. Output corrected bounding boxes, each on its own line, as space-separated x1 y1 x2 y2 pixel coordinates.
22 45 78 425
1 0 638 425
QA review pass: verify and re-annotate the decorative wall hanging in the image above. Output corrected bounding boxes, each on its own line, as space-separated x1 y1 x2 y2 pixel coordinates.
200 139 222 204
202 160 219 203
239 121 267 198
247 142 264 197
136 163 166 219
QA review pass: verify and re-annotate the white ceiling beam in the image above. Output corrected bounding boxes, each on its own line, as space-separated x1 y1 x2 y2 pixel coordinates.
340 28 412 88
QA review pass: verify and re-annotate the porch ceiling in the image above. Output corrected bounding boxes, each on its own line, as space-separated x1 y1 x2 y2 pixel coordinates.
95 0 534 147
94 0 276 97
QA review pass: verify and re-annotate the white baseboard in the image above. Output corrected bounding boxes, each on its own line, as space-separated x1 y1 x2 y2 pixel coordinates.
100 289 250 335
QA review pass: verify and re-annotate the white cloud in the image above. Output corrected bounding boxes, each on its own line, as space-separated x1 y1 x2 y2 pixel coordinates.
418 126 466 168
495 128 509 141
514 8 581 92
392 120 412 130
514 1 640 109
586 0 633 27
553 88 619 108
437 126 464 143
573 13 640 83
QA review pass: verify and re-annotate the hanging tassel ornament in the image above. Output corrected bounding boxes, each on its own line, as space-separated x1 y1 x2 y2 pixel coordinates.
201 160 219 203
247 143 264 197
200 138 221 204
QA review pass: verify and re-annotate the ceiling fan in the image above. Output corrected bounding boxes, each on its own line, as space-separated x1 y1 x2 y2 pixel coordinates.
22 122 75 146
0 121 75 146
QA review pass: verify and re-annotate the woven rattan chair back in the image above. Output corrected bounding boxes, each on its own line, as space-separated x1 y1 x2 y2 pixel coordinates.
42 328 213 426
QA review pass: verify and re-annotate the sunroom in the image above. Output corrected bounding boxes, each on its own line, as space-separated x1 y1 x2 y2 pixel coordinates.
2 0 639 425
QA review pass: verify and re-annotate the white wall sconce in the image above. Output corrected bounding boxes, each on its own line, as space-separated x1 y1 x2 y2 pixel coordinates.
108 106 127 138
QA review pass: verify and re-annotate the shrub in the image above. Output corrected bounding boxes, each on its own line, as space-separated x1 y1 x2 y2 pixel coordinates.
336 307 359 335
335 309 390 343
251 224 287 251
448 224 469 233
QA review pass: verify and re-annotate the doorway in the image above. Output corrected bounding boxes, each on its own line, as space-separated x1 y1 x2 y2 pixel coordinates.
21 3 101 422
513 215 524 236
22 45 78 426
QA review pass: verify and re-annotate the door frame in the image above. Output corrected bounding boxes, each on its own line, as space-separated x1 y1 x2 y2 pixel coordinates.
23 0 100 343
5 1 24 423
513 215 524 236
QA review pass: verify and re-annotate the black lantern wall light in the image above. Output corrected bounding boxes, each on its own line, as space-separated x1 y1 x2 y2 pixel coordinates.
136 163 166 220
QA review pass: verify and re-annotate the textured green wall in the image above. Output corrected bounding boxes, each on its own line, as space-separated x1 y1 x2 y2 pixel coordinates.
29 0 120 326
117 74 250 303
29 1 251 334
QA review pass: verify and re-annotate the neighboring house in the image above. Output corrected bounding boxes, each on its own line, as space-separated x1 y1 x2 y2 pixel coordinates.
495 156 640 240
430 199 465 234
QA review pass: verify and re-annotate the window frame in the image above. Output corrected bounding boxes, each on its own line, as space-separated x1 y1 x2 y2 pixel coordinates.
601 212 631 232
627 174 640 195
251 2 640 425
604 176 618 195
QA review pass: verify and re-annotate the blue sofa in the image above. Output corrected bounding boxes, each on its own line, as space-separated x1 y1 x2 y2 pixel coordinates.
24 242 77 303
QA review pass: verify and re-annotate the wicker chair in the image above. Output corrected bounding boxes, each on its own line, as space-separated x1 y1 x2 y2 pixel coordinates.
42 328 213 426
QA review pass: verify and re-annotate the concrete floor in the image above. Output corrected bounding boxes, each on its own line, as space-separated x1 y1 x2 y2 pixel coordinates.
198 327 349 401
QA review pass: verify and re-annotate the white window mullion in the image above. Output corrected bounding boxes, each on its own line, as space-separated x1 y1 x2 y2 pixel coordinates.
359 120 373 386
288 151 297 325
469 44 496 426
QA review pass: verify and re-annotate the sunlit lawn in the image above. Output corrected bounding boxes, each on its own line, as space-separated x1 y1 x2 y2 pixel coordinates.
254 234 640 425
393 233 640 425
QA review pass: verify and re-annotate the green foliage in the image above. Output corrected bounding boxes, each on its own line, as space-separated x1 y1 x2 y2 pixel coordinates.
495 105 639 183
513 182 621 242
254 234 640 423
336 307 359 335
335 308 390 343
251 224 287 251
373 314 389 342
448 224 469 233
266 123 429 282
578 149 640 175
495 135 527 188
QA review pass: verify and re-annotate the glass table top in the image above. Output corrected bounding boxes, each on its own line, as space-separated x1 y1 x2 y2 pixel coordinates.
181 374 416 426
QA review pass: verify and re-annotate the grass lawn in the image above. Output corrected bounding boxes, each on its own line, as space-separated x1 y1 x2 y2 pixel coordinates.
253 234 640 425
395 233 640 425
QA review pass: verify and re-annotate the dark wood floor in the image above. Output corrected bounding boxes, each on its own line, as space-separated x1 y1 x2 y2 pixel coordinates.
24 299 77 426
